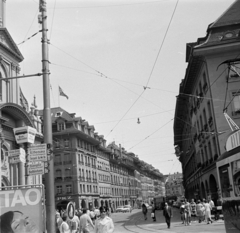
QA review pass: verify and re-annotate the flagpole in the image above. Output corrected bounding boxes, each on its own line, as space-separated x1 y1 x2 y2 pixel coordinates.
58 86 60 107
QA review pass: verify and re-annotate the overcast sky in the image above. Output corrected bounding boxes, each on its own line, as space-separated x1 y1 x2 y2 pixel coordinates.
6 0 235 175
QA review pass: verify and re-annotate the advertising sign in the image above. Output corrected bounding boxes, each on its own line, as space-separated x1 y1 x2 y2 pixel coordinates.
66 202 75 220
0 187 43 232
27 162 45 176
13 126 37 144
29 144 47 162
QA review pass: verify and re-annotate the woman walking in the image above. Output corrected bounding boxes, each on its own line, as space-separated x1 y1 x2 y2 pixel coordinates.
94 206 114 233
196 200 204 223
204 200 213 224
184 199 191 226
151 203 156 222
142 203 148 220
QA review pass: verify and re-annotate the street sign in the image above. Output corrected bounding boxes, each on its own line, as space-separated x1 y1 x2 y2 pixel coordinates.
13 126 37 144
29 144 47 162
27 162 44 176
8 148 26 164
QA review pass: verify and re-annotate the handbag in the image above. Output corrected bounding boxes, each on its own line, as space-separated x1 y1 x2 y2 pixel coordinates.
151 212 155 218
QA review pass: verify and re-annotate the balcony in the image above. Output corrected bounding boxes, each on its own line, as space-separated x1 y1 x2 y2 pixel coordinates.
79 176 85 182
54 162 62 166
55 177 63 182
85 163 91 167
92 165 97 169
64 176 72 181
78 161 84 165
63 161 72 165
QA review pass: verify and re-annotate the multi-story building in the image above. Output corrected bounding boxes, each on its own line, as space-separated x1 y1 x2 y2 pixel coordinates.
108 142 136 209
46 107 101 210
0 0 43 188
165 173 184 199
174 0 240 203
96 143 112 209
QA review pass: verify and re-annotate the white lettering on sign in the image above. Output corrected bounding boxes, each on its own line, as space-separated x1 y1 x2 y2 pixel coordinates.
0 188 41 208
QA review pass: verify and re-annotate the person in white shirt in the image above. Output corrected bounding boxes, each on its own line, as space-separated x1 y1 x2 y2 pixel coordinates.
60 215 70 233
79 209 94 233
94 206 114 233
204 200 213 224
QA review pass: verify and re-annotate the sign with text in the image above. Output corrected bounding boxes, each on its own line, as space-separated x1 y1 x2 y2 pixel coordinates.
13 126 37 144
0 187 43 232
8 148 26 164
27 162 44 176
29 144 47 162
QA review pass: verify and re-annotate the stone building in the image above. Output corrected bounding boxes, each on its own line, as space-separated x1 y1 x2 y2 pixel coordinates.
0 0 43 188
174 0 240 203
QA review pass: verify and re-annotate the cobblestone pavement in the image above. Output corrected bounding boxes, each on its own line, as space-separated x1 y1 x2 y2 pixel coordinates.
107 208 226 233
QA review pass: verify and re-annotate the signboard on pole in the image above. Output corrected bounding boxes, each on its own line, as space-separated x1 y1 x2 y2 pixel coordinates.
29 144 47 162
8 148 26 164
27 162 45 176
13 126 37 144
0 187 43 232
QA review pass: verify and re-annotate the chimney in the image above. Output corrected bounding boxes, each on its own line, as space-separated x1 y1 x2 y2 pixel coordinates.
0 0 6 28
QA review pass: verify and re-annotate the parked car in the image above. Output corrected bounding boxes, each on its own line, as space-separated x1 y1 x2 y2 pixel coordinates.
123 205 132 213
116 206 124 213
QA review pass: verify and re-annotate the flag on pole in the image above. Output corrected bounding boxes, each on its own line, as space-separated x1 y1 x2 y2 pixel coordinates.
59 86 69 99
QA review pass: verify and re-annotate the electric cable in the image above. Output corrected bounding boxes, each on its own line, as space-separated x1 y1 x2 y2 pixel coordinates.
51 0 169 9
145 0 179 88
129 118 173 150
49 0 57 40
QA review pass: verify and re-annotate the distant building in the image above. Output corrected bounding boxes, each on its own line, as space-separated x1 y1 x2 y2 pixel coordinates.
165 173 184 198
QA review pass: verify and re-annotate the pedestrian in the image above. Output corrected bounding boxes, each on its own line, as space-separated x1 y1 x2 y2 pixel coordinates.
201 199 206 222
196 200 204 223
56 211 63 233
190 199 196 222
151 203 156 222
90 208 96 224
184 199 191 225
163 202 172 229
209 198 215 220
180 200 185 224
68 211 80 233
60 215 71 233
204 200 213 224
79 208 94 233
142 203 148 220
94 206 114 233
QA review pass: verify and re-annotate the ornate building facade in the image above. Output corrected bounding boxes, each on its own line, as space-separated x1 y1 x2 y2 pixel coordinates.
174 0 240 203
0 0 43 189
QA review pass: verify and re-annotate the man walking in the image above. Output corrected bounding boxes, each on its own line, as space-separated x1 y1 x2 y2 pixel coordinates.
79 208 94 233
163 202 172 229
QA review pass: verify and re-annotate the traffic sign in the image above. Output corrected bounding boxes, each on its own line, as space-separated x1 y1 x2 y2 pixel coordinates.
8 148 26 164
28 144 47 162
27 162 44 176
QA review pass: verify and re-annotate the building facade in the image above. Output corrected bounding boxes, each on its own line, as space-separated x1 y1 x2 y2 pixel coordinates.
174 0 240 203
0 0 43 189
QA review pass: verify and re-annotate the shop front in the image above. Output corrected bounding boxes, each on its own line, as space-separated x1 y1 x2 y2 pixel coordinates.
216 130 240 233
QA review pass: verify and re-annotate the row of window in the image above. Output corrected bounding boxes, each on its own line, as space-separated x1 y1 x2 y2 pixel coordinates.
78 154 97 167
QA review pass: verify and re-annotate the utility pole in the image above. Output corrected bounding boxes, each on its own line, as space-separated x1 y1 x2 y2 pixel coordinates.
39 1 55 232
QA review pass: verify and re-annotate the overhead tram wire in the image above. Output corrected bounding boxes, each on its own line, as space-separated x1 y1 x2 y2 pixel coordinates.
106 0 179 136
49 0 57 40
129 118 173 150
50 0 169 9
145 0 179 88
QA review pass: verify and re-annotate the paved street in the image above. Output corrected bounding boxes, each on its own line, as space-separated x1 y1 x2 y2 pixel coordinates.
100 208 226 233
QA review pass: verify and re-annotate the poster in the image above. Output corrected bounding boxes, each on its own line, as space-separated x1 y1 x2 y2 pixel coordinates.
0 187 43 233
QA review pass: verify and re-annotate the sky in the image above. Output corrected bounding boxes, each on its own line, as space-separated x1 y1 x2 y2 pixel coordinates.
6 0 235 175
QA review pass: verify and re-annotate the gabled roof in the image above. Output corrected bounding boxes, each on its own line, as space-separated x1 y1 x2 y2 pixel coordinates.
0 28 24 62
209 0 240 29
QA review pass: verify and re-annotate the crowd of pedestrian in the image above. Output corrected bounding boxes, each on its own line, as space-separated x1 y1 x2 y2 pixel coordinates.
55 206 114 233
180 198 215 226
